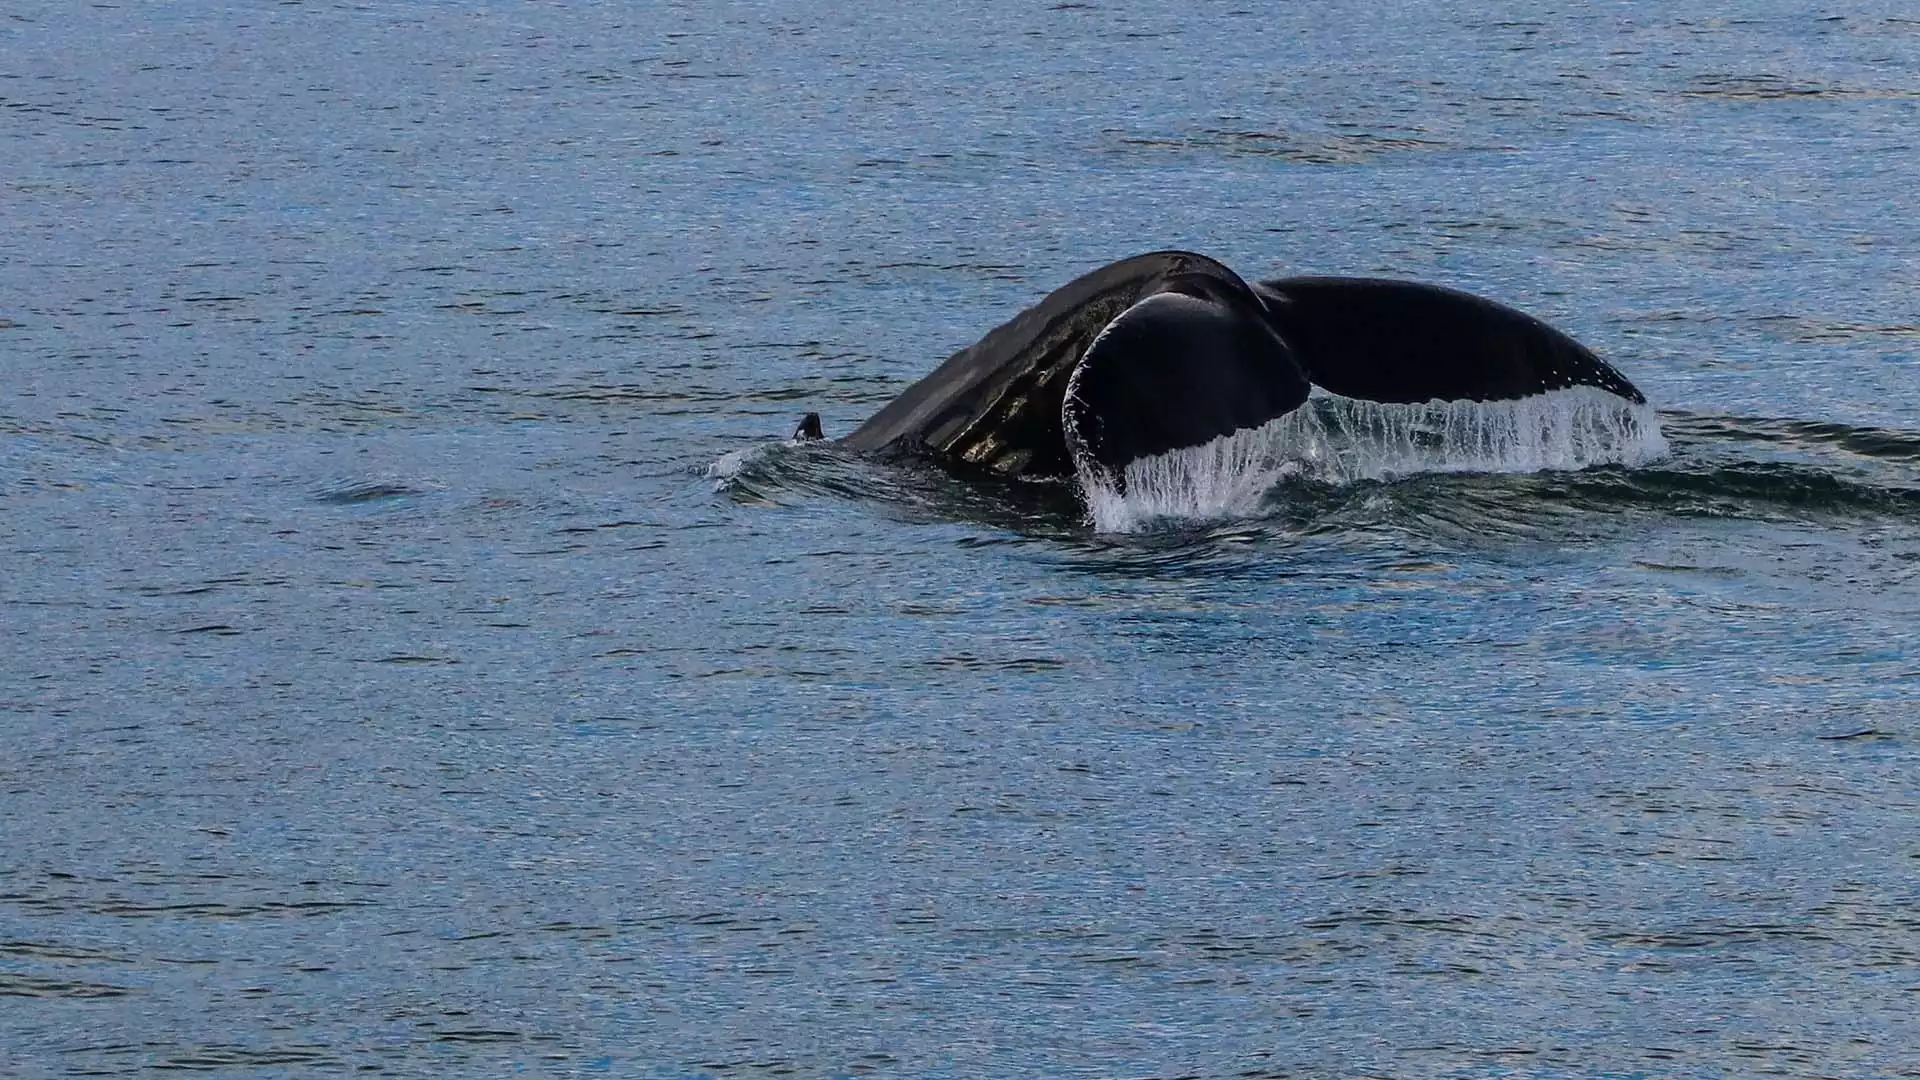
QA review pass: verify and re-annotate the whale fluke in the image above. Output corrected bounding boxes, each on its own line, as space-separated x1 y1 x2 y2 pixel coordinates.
817 251 1647 486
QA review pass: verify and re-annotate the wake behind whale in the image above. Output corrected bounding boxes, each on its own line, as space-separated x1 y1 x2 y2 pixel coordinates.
767 249 1664 531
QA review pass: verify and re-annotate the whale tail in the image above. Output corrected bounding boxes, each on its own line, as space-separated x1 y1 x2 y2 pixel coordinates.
829 253 1647 488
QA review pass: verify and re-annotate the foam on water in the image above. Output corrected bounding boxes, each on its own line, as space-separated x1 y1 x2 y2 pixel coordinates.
706 436 815 487
1078 386 1668 533
705 445 766 485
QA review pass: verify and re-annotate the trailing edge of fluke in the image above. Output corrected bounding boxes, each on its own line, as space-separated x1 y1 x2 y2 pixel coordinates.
793 250 1645 487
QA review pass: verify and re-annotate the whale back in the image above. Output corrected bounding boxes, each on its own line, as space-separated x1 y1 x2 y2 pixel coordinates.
841 251 1264 478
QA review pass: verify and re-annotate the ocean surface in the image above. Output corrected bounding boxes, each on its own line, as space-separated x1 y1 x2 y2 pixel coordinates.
6 2 1920 1077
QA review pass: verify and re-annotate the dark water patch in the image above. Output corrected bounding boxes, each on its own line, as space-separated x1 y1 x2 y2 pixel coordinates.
1301 907 1490 935
148 1044 343 1071
311 478 438 505
173 623 241 636
8 883 380 920
431 1029 526 1044
532 382 873 408
1667 412 1920 463
0 940 127 963
1109 127 1451 166
113 574 291 598
1043 522 1350 582
1599 921 1840 951
553 518 657 535
0 973 133 999
1682 74 1920 101
1542 461 1920 520
94 899 378 919
922 653 1068 673
1751 316 1920 346
1816 728 1895 741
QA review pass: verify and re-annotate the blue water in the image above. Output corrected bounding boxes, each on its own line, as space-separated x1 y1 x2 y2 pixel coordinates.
5 2 1920 1076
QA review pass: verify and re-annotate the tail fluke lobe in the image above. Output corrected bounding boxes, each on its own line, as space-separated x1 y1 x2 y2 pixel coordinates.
1255 277 1643 406
1063 288 1310 486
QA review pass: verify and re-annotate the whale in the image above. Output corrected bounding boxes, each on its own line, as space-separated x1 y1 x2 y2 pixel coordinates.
797 251 1645 489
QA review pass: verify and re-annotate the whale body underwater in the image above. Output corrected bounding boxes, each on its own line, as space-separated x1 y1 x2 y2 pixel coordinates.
795 250 1648 490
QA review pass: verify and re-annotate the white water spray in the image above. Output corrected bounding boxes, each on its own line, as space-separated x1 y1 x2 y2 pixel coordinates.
1078 386 1668 533
705 445 761 484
